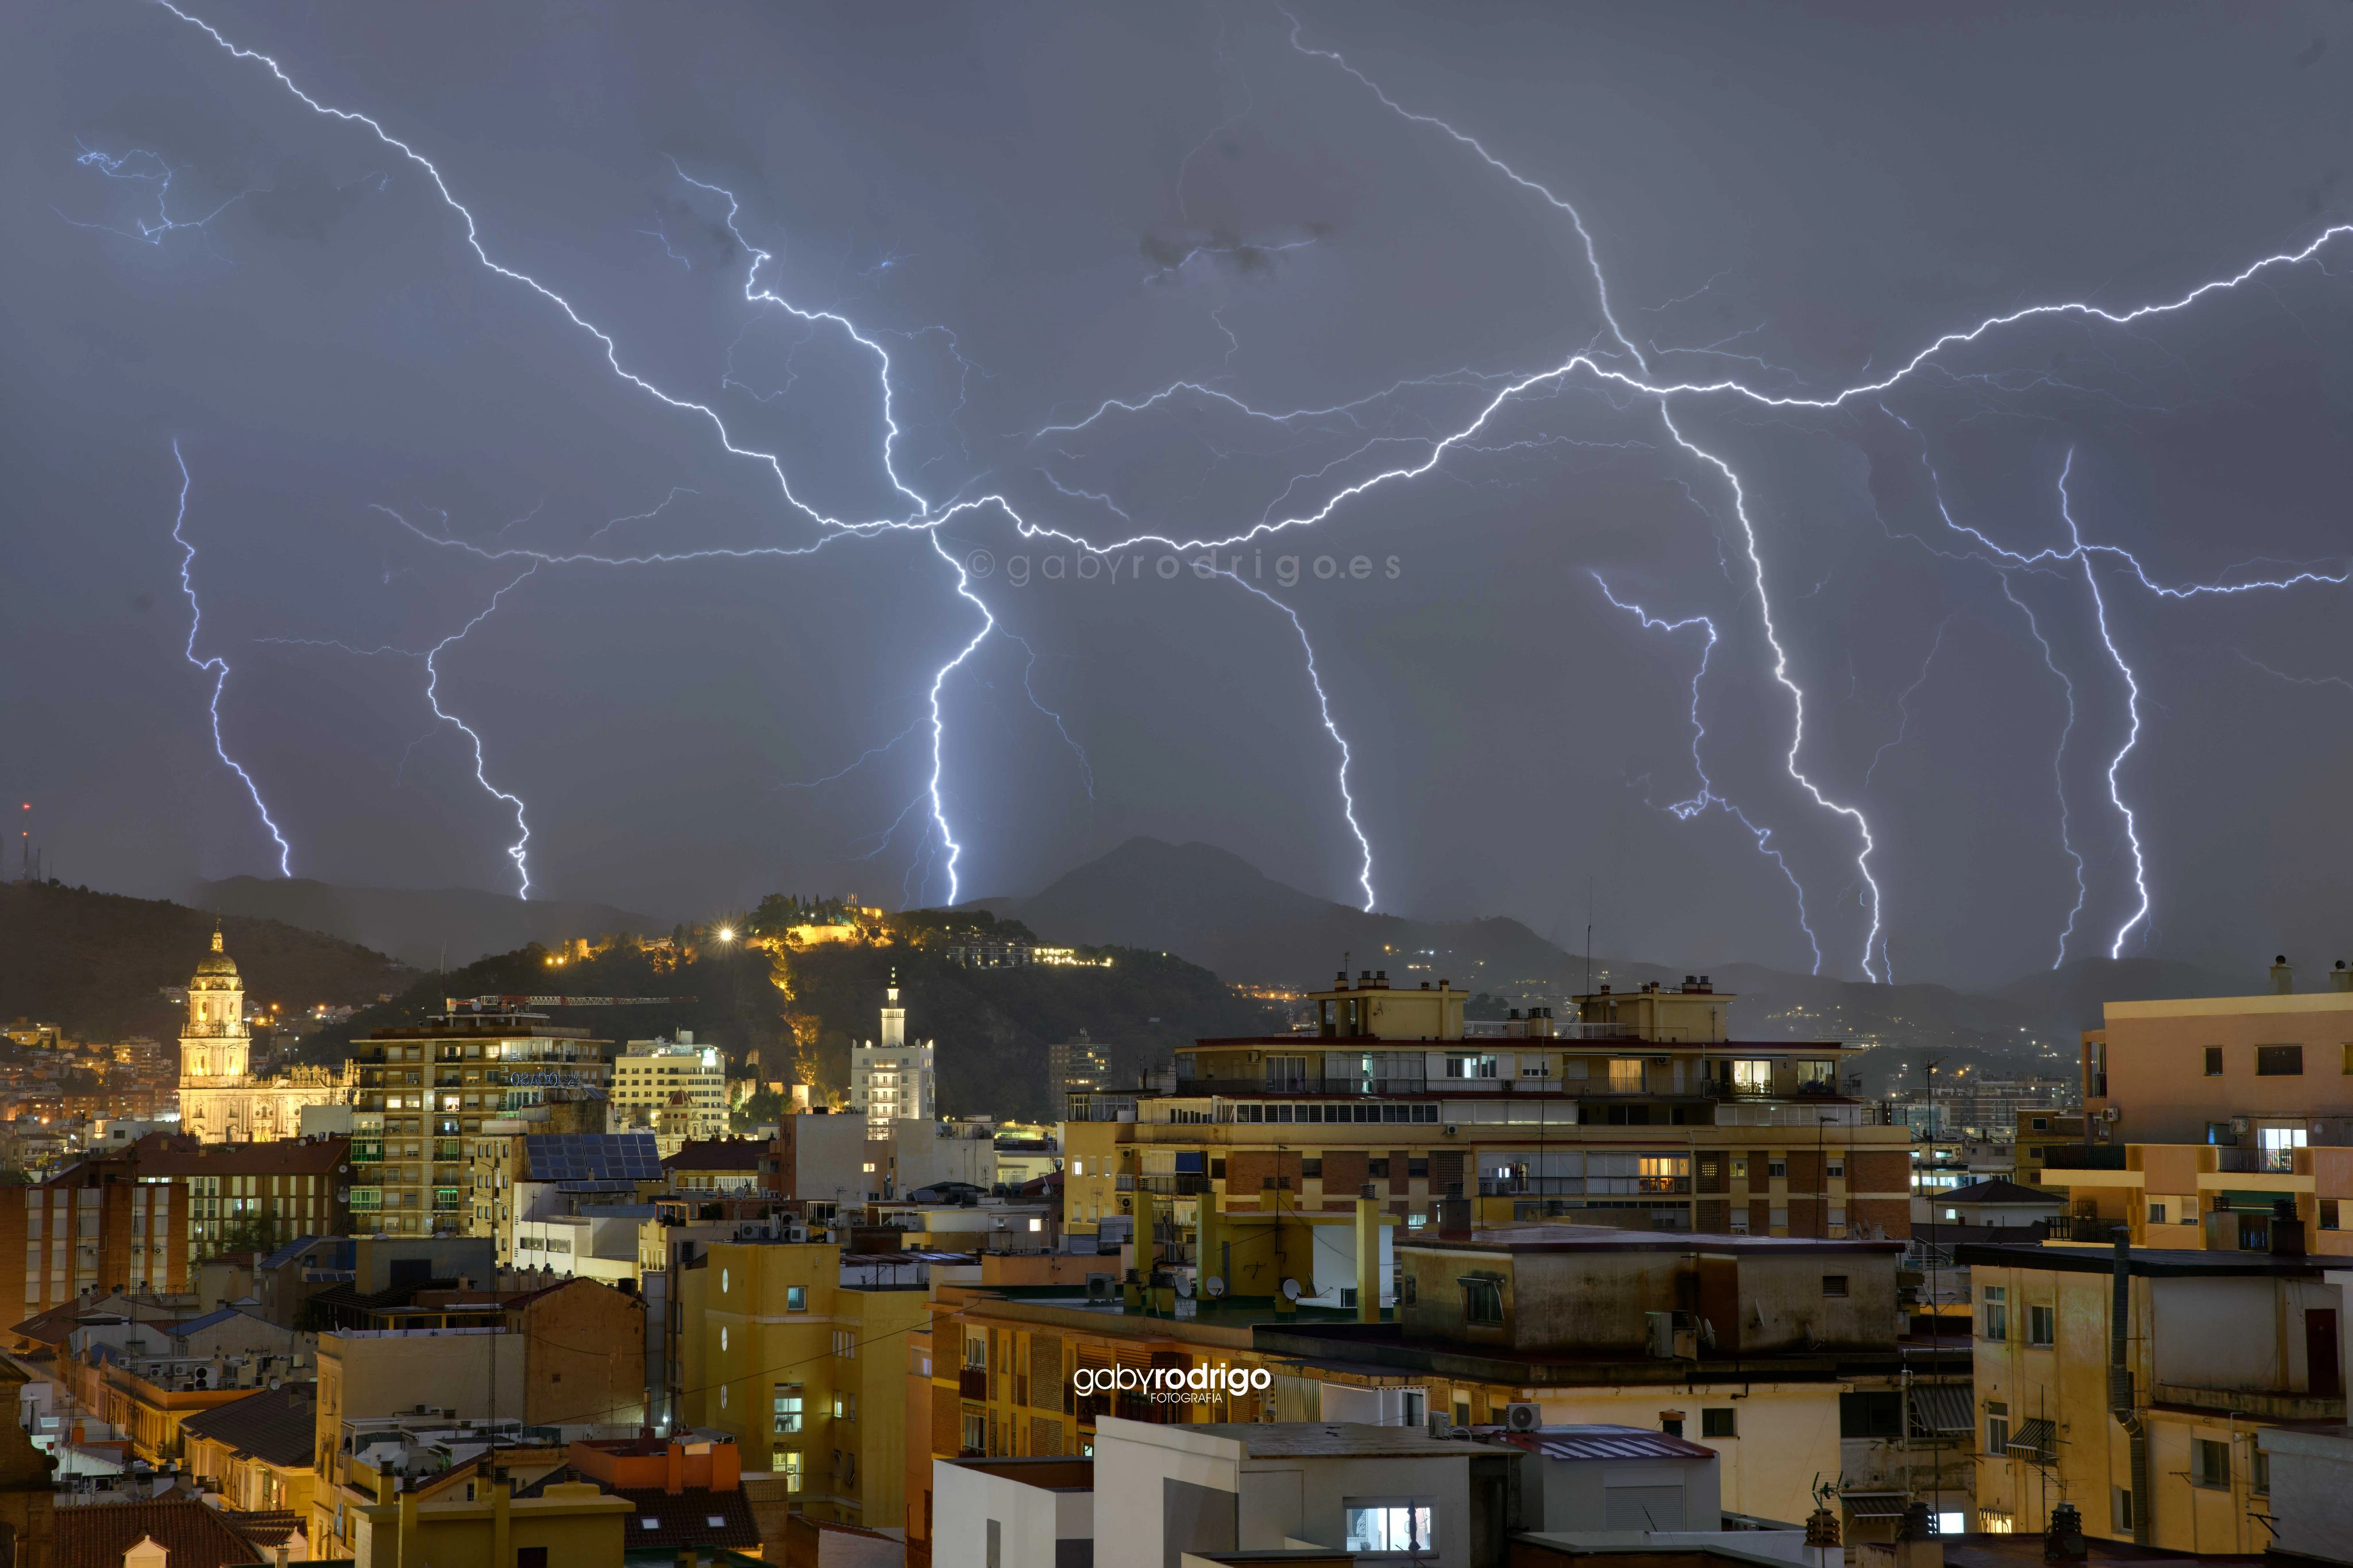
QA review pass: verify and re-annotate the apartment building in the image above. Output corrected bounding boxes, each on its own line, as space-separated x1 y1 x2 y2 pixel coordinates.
676 1239 928 1533
1048 1035 1113 1119
1962 1235 2342 1552
349 1001 612 1237
1063 972 1912 1250
918 1218 1970 1542
612 1032 728 1152
2046 958 2353 1256
0 1156 186 1320
128 1134 349 1254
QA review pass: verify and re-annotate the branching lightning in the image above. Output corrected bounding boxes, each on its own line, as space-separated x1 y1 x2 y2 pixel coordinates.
170 441 294 876
115 4 2353 962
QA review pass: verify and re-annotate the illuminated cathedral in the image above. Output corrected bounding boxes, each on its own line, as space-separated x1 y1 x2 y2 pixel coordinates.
177 926 345 1142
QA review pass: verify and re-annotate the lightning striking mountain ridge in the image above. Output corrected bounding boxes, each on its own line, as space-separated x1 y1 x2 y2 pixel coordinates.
1217 572 1375 912
170 442 294 876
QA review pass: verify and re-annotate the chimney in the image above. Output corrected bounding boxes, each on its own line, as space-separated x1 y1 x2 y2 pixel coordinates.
2273 955 2294 994
2042 1501 2086 1564
2334 961 2352 993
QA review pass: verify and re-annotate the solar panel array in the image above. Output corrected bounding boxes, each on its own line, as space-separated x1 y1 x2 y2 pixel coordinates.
524 1133 662 1182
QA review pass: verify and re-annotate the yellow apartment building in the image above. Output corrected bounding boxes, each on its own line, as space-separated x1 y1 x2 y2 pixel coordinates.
1962 1237 2340 1552
677 1240 928 1534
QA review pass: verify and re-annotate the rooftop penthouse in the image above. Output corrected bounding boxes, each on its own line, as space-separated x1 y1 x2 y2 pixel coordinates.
1134 973 1865 1131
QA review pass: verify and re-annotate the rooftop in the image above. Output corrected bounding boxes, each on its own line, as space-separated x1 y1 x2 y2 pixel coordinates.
179 1384 318 1469
1938 1177 2067 1207
52 1500 270 1568
1402 1225 1904 1257
1180 1421 1480 1459
1489 1424 1721 1463
661 1139 768 1172
1956 1241 2325 1278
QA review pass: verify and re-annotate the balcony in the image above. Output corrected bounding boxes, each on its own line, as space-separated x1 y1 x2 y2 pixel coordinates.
2040 1146 2126 1171
958 1367 988 1400
1136 1174 1210 1196
2153 1382 2345 1423
2215 1148 2300 1175
2051 1214 2124 1243
1171 1076 1433 1097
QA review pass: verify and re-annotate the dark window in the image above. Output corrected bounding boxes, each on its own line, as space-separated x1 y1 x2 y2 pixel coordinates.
2204 1046 2224 1077
519 1552 549 1568
1459 1276 1504 1325
2323 1200 2341 1231
1367 1159 1389 1178
1839 1391 1902 1439
1660 1416 1684 1438
1300 1159 1322 1179
1209 1158 1225 1180
2032 1117 2049 1131
1822 1275 1849 1298
1767 1160 1787 1179
1408 1158 1430 1179
1702 1407 1737 1439
2257 1045 2305 1076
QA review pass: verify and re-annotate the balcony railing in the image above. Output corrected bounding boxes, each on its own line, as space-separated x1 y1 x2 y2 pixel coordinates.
2215 1148 2299 1175
1171 1076 1433 1097
2040 1146 2126 1171
1136 1174 1210 1196
958 1367 988 1400
2051 1214 2124 1242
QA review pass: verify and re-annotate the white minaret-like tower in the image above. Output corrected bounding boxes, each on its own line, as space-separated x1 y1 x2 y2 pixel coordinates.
852 968 935 1138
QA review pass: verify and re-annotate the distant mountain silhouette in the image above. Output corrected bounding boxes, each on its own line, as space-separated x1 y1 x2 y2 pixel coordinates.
1 881 406 1043
195 877 659 970
970 837 1573 992
970 837 2290 1091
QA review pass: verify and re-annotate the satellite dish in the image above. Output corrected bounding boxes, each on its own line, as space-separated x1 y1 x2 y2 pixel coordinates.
1280 1277 1303 1301
1175 1275 1194 1299
1202 1276 1226 1298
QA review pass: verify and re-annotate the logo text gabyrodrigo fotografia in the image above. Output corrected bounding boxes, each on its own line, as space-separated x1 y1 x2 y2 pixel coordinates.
1073 1364 1272 1403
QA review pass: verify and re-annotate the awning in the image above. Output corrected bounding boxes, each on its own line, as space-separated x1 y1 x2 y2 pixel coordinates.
1910 1384 1975 1436
1840 1493 1908 1519
2007 1417 2057 1462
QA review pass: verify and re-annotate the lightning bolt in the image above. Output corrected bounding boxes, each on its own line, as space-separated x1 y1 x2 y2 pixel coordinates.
1865 616 1955 788
169 441 294 876
2054 454 2150 960
63 141 255 248
146 0 1010 903
1590 575 1822 974
1997 574 2089 969
1220 572 1375 911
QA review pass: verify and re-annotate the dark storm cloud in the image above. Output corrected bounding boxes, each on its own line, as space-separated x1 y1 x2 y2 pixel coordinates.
6 0 2353 988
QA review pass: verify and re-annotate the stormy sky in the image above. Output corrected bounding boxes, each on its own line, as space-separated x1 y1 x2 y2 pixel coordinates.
6 2 2352 990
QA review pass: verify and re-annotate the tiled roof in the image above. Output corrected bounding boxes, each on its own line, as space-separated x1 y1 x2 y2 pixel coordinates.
661 1140 768 1172
609 1486 762 1550
179 1384 318 1469
134 1137 349 1176
512 1471 759 1550
53 1500 270 1568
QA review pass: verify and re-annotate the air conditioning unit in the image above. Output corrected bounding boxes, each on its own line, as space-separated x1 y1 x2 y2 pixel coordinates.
1085 1273 1116 1302
1503 1401 1542 1433
2101 1106 2122 1123
1426 1412 1452 1440
1442 1125 1459 1139
2231 1115 2252 1136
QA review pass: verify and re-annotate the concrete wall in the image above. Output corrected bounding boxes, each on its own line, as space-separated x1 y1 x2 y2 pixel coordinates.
315 1330 529 1473
2094 992 2353 1144
2259 1427 2353 1565
930 1461 1090 1568
1522 1383 1838 1527
1527 1453 1717 1534
1091 1420 1241 1568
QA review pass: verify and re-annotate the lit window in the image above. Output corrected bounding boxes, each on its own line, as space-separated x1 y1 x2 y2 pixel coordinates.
774 1451 801 1492
773 1387 803 1433
786 1285 807 1311
1344 1503 1434 1554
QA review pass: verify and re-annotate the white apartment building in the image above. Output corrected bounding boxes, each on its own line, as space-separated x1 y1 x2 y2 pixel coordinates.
852 974 935 1136
612 1032 729 1153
